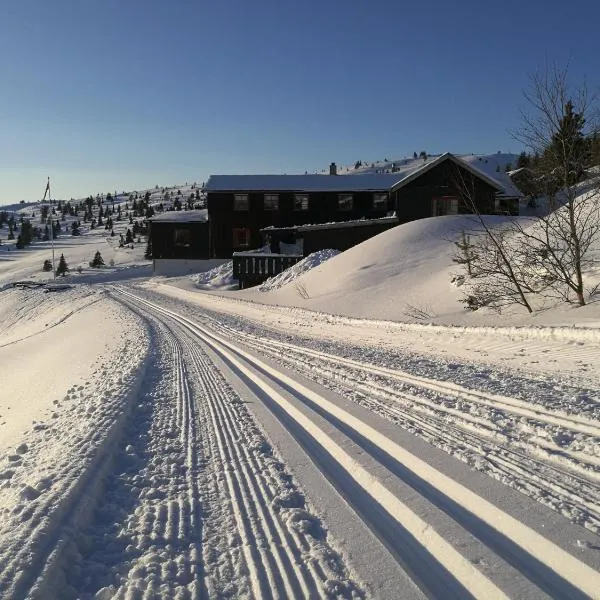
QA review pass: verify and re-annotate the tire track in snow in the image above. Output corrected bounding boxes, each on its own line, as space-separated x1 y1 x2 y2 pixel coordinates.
114 287 600 600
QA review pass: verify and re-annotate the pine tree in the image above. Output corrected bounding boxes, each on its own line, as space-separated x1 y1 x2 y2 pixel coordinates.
516 151 531 169
71 221 80 236
544 100 588 186
42 259 52 272
56 253 69 276
90 250 105 267
144 235 153 259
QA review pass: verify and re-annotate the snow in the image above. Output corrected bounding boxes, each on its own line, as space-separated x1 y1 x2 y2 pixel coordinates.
1 189 599 598
147 209 207 222
205 153 505 196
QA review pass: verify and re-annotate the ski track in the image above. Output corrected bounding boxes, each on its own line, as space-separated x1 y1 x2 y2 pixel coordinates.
2 281 599 599
113 285 600 600
5 289 362 599
134 284 600 535
199 319 600 533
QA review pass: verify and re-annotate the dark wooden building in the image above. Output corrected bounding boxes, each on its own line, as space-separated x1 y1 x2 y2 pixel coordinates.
148 210 209 260
205 153 509 260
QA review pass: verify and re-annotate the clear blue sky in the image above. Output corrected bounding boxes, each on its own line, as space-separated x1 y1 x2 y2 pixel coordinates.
1 0 598 204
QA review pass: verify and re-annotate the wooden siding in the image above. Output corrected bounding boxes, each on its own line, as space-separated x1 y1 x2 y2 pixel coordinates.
207 189 393 258
206 160 504 260
150 221 209 260
392 161 497 223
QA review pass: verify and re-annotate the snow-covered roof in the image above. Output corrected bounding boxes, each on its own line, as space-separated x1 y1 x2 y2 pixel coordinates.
205 174 404 193
261 216 399 233
205 153 504 195
147 209 208 223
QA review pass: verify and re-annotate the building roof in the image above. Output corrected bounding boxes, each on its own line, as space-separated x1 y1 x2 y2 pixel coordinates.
261 215 399 234
204 173 404 193
147 209 208 223
204 153 504 195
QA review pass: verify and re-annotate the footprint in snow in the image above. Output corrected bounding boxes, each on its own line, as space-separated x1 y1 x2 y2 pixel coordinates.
20 485 41 501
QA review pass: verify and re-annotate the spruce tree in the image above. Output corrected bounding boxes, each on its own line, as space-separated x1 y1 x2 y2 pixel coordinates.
90 250 105 267
56 253 69 276
144 235 153 259
42 259 52 272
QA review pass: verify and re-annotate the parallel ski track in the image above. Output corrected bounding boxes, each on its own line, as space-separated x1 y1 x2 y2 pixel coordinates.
199 319 600 532
168 319 331 599
114 287 600 600
111 330 206 598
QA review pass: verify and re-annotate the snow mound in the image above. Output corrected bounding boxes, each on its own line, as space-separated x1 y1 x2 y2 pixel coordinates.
259 249 340 292
240 215 514 322
190 261 237 289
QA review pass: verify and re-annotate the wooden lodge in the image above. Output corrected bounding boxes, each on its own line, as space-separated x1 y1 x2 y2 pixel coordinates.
150 153 517 283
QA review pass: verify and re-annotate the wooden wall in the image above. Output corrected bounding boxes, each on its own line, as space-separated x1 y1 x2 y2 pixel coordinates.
150 221 209 260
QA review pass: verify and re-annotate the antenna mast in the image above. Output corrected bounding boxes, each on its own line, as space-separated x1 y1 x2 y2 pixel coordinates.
42 177 56 280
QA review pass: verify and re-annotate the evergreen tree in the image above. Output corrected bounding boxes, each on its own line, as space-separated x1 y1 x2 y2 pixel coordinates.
19 220 33 246
71 221 81 236
56 253 69 276
90 250 105 267
42 259 52 272
144 234 153 259
516 151 531 169
544 100 588 186
125 228 134 244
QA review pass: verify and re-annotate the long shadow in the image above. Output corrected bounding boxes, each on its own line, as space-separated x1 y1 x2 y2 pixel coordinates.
222 350 590 600
218 353 477 600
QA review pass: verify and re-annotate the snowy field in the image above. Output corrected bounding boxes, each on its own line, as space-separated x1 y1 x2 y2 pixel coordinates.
1 187 599 599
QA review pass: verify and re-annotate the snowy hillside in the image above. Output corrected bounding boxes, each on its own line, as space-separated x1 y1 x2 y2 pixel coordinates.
1 187 600 598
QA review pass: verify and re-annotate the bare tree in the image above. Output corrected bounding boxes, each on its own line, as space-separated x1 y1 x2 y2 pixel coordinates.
452 168 535 313
514 64 600 305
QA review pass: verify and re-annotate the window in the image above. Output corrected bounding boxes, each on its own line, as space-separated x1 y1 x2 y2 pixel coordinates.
233 194 248 211
264 194 279 211
233 227 250 248
373 193 388 210
433 196 459 216
338 193 353 211
294 194 309 211
174 228 191 247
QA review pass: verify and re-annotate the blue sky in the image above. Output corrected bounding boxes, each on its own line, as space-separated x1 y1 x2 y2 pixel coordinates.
1 0 598 204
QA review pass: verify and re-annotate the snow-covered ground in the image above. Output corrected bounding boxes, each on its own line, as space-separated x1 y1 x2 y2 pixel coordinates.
1 191 599 599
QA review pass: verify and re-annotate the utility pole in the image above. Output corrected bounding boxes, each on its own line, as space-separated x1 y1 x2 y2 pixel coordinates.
43 177 56 280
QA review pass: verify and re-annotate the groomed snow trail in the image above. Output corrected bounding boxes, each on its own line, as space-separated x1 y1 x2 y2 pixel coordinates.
13 291 361 599
113 286 600 600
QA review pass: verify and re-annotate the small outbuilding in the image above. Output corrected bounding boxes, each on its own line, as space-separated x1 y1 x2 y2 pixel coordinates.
147 210 225 276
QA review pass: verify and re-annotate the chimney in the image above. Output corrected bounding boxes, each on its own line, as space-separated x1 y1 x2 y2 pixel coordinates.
329 162 337 175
